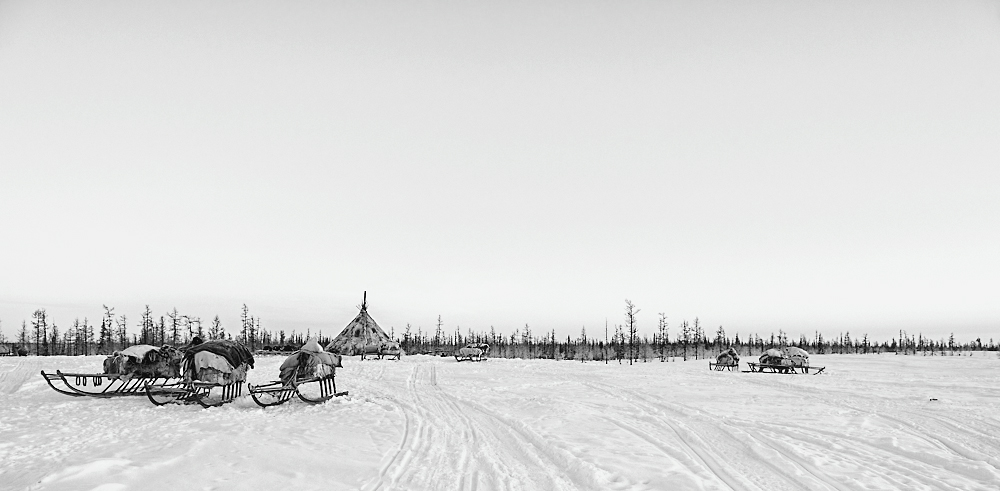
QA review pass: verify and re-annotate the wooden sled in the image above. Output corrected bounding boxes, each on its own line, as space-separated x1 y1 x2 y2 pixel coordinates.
377 349 401 361
745 363 826 375
248 374 347 407
708 361 739 371
145 381 246 408
361 350 400 361
41 370 179 398
360 345 402 361
454 353 486 362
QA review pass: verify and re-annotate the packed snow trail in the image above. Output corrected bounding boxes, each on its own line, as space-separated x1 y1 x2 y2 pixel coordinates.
1 353 999 490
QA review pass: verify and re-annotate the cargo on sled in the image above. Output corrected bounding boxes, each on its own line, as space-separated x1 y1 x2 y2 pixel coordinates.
454 343 489 362
41 344 183 398
359 341 402 361
709 347 740 371
145 338 255 408
249 339 348 407
745 347 825 374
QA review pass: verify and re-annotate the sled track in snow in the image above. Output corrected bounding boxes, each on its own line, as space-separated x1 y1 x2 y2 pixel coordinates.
596 380 854 491
733 375 1000 490
585 372 1000 491
0 359 32 394
584 379 829 491
364 364 628 491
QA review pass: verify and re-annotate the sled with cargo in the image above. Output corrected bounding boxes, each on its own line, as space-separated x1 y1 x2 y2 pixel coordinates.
454 343 489 362
145 339 255 408
360 341 402 361
249 339 348 407
709 347 740 371
41 344 183 398
743 347 825 375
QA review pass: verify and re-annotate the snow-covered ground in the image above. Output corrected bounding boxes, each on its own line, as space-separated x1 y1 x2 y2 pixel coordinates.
1 352 999 490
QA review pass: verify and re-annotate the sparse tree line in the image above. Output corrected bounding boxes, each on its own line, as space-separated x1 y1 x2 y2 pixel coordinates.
0 304 325 356
1 300 995 360
397 300 999 363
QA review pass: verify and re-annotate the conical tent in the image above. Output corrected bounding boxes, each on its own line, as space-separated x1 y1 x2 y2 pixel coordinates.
326 294 393 355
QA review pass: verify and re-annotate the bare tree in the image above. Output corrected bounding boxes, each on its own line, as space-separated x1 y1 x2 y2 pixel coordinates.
209 315 222 340
624 299 639 365
116 315 128 349
658 313 669 361
168 308 181 345
18 320 29 351
101 305 115 350
140 305 154 345
32 309 48 355
240 304 250 345
681 320 690 361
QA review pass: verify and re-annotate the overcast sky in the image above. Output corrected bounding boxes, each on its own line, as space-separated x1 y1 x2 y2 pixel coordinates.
1 1 998 343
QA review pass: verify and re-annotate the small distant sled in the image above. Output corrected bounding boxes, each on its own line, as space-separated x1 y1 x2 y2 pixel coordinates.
743 347 825 375
454 343 489 362
709 348 740 371
41 344 183 398
145 339 255 408
249 339 348 407
360 341 402 361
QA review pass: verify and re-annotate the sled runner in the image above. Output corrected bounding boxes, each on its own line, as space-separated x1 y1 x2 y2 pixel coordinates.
41 344 183 398
41 370 179 398
249 339 348 407
144 338 255 408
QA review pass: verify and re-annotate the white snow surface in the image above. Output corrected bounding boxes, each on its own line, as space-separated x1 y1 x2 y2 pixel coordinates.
2 353 999 490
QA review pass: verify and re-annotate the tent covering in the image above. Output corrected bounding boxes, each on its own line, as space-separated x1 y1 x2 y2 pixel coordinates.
326 298 393 355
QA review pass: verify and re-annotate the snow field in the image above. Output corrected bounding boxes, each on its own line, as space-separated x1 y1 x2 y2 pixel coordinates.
1 353 998 490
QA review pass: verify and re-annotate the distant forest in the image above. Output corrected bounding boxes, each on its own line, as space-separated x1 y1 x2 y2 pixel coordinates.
1 302 997 360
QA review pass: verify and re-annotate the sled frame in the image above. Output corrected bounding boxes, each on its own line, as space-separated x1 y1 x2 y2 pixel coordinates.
41 370 179 398
745 363 826 375
249 373 347 407
708 361 739 371
361 350 400 361
145 380 245 408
